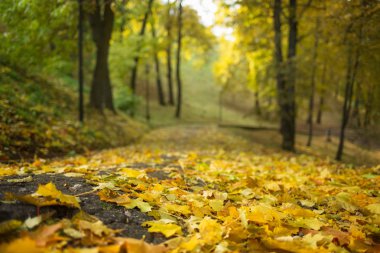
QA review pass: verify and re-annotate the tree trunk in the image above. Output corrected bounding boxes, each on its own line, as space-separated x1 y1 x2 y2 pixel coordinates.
283 0 297 151
175 0 183 118
306 18 320 147
255 91 261 116
88 0 115 112
145 64 151 121
130 0 154 94
336 29 362 160
316 96 324 124
119 0 128 37
364 87 373 127
78 0 84 122
151 17 166 105
166 0 175 105
352 84 361 127
316 61 327 125
273 0 286 135
274 0 297 152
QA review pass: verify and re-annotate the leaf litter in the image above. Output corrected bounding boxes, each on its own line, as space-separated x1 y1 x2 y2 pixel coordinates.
0 125 379 252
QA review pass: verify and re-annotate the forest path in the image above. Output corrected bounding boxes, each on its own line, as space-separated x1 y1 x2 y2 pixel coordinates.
0 124 379 252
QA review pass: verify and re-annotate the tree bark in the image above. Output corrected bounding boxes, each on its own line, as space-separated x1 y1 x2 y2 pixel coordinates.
130 0 154 94
255 91 261 116
175 0 183 118
283 0 297 151
119 0 129 40
336 29 362 160
316 62 327 125
151 16 166 105
273 0 297 152
352 84 361 127
78 0 84 121
166 0 175 105
306 19 320 147
145 64 151 121
88 0 115 112
316 96 324 124
364 87 373 127
273 0 286 134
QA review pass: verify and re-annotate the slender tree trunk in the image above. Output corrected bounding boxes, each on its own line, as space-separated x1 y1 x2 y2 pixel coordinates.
273 0 286 135
364 87 373 127
316 96 324 124
151 17 166 105
78 0 84 122
88 0 115 112
219 89 224 123
119 0 127 36
307 19 320 147
166 0 175 105
336 31 362 160
145 64 151 121
130 0 154 94
352 84 361 127
255 91 261 116
175 0 183 118
316 62 327 124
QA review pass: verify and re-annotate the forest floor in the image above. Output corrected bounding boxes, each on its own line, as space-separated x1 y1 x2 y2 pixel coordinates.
0 125 380 253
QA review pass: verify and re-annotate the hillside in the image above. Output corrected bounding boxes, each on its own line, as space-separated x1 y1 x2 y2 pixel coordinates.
0 64 146 162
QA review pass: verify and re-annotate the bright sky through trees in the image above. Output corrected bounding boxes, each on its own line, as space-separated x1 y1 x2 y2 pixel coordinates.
183 0 233 38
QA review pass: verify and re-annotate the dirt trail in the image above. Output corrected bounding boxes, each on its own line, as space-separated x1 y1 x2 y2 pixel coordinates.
0 125 251 243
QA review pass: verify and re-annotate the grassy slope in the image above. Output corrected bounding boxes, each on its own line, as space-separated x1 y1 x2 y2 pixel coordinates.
135 56 274 128
0 65 146 161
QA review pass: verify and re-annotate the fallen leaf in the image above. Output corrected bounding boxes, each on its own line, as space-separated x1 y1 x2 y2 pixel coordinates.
0 219 22 235
199 217 224 245
365 203 380 215
143 221 182 238
289 217 326 230
7 176 33 183
124 198 152 213
209 199 224 212
122 238 168 253
0 236 47 253
24 216 42 229
120 168 146 178
77 220 115 237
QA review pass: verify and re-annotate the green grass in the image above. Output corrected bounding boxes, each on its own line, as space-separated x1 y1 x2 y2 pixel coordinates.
134 55 274 128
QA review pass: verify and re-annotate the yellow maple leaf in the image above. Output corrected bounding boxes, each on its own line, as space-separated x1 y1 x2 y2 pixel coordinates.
5 192 58 207
0 236 47 253
121 238 168 253
77 220 115 237
35 182 80 208
164 203 191 215
143 221 182 238
262 237 329 253
247 204 285 224
124 198 152 213
365 203 380 215
180 235 202 251
199 217 224 245
119 168 146 178
282 203 316 217
209 199 224 212
289 217 326 230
